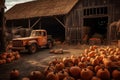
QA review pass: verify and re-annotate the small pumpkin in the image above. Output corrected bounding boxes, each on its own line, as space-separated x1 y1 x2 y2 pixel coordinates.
6 58 12 63
10 69 20 79
22 77 30 80
63 57 73 67
46 71 59 80
55 62 65 72
15 54 21 60
63 76 75 80
29 70 43 80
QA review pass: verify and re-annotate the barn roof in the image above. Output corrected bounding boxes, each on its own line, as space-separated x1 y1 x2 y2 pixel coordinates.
5 0 78 20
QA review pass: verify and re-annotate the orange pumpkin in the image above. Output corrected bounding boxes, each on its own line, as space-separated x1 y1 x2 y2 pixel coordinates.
63 57 73 67
63 76 75 80
91 76 101 80
29 70 43 80
112 69 120 80
22 77 30 80
69 66 81 79
57 70 69 80
46 72 59 80
96 67 110 80
10 69 20 79
81 68 93 80
55 62 65 72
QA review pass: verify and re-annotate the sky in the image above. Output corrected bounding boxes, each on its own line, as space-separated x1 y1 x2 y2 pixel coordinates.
5 0 35 11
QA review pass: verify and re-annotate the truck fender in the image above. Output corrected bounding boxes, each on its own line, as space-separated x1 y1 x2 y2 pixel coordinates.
28 40 37 46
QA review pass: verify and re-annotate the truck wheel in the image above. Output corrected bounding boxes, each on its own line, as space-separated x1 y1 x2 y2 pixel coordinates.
28 43 37 54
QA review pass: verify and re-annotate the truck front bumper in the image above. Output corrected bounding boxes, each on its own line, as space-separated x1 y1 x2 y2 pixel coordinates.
11 47 26 51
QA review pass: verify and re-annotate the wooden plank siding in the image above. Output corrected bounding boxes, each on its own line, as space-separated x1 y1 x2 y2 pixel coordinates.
65 0 120 44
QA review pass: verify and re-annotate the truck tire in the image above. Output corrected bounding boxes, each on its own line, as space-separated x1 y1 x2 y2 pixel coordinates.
28 43 37 54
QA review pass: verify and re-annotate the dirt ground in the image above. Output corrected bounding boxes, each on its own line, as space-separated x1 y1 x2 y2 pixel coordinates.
0 43 118 80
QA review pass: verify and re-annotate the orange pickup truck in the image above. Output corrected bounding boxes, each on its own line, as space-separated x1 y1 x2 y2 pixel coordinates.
11 29 53 54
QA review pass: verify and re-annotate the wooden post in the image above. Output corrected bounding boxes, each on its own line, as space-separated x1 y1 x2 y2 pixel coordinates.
0 7 6 52
28 18 31 29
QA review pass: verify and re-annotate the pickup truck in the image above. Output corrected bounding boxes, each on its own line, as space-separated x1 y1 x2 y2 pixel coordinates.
11 29 53 54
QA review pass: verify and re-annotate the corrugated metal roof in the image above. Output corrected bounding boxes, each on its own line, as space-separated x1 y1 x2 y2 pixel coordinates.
5 0 78 20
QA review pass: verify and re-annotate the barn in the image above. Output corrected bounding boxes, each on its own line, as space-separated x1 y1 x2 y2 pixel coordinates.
5 0 120 44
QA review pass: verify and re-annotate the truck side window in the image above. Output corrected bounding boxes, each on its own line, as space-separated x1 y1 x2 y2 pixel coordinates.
41 32 46 36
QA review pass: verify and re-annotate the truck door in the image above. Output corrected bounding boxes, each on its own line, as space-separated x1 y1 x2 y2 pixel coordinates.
38 31 47 46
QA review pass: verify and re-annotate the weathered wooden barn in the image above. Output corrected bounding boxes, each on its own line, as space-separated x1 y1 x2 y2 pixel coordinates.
5 0 120 44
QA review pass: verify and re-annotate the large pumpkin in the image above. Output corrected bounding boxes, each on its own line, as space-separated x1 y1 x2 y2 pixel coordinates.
96 68 110 80
112 69 120 80
69 66 81 79
81 68 93 80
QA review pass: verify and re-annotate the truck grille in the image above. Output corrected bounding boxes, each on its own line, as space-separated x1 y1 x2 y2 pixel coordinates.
12 40 23 47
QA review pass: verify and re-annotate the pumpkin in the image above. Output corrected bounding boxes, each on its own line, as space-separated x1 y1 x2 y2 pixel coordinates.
112 69 120 80
63 57 73 67
81 56 87 62
55 62 65 72
88 51 96 58
69 66 81 79
22 77 30 80
46 71 59 80
49 58 59 66
44 66 54 76
10 69 20 79
63 76 75 80
7 53 13 58
94 65 102 73
96 67 110 80
57 70 69 80
15 54 20 60
49 49 55 53
91 76 101 80
6 58 12 63
81 68 93 80
0 53 7 59
87 65 94 71
78 62 87 68
29 70 43 80
71 56 79 65
91 58 99 66
0 60 4 64
102 58 112 68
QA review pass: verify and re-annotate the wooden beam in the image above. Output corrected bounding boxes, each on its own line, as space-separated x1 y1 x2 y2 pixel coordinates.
54 17 66 28
31 18 41 29
28 19 30 29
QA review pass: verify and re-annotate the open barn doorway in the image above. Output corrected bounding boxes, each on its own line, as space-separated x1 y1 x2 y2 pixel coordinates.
40 17 65 42
83 17 108 44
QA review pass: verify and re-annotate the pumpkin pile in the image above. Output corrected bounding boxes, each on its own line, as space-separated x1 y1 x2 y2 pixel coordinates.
46 45 120 80
20 45 120 80
0 51 20 64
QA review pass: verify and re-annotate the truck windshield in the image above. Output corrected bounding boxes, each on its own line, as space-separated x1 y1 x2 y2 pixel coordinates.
30 31 42 37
